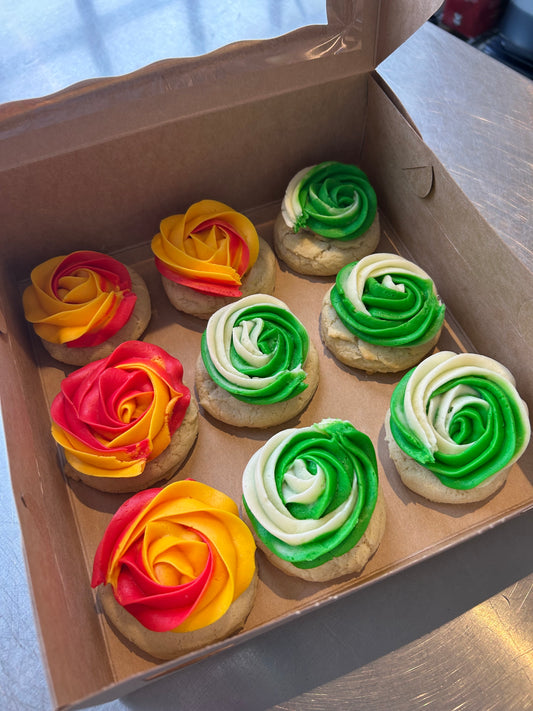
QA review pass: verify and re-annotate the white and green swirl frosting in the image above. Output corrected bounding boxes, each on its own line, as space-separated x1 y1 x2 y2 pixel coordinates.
281 161 378 240
389 351 530 489
242 419 379 568
201 294 310 404
330 253 445 346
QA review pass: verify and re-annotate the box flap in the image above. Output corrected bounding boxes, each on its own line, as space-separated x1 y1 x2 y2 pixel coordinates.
375 0 443 66
0 1 439 168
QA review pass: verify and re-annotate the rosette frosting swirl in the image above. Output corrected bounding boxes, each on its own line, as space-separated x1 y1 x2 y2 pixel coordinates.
242 419 379 569
281 161 377 240
151 200 260 297
22 250 137 347
201 294 310 404
51 340 191 479
389 351 531 489
330 253 445 346
91 480 256 632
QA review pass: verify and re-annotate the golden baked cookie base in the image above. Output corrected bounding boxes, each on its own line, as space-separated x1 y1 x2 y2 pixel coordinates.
194 342 320 429
273 211 380 276
245 488 386 583
383 410 509 504
97 570 258 660
62 398 199 493
320 286 442 374
161 236 277 319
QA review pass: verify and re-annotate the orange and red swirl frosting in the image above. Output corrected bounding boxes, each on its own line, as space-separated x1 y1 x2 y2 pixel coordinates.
50 341 191 479
22 250 137 347
151 200 260 297
91 480 257 632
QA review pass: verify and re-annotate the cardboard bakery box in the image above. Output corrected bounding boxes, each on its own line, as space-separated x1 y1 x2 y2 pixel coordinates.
0 1 531 709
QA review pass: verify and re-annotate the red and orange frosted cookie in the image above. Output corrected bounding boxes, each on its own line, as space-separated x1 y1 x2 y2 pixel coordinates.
151 199 276 319
22 250 151 366
50 340 198 493
91 479 257 659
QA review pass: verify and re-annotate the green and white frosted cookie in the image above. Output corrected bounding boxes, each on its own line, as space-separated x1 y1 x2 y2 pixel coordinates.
273 161 380 276
242 418 386 581
385 351 531 503
321 253 445 373
195 293 319 428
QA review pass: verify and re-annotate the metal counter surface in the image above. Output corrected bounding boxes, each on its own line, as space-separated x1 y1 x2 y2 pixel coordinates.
1 15 532 711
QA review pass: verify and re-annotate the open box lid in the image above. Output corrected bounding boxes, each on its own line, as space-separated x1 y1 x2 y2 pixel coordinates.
0 0 441 166
13 4 528 710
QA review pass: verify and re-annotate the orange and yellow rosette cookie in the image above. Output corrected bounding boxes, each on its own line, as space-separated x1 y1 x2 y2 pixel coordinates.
152 200 260 297
23 250 141 346
91 480 257 659
50 340 198 492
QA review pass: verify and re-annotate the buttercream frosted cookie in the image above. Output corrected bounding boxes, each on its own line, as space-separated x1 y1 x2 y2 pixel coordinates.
51 340 198 493
320 253 445 373
152 199 276 319
195 294 319 428
273 161 380 276
91 480 257 660
384 351 531 504
242 418 386 582
22 250 151 366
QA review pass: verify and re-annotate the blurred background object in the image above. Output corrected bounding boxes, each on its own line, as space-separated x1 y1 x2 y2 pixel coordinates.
433 0 533 78
439 0 508 39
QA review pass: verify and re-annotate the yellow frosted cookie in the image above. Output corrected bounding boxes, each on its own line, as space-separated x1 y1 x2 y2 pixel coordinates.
50 340 198 493
92 480 257 659
152 199 276 318
22 250 151 366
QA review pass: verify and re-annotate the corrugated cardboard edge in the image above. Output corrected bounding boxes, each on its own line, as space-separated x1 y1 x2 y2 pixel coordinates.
2 0 442 131
0 11 366 149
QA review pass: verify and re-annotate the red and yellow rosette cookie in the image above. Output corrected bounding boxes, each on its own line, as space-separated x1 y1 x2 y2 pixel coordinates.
151 199 276 319
91 480 257 659
50 340 198 493
22 250 151 366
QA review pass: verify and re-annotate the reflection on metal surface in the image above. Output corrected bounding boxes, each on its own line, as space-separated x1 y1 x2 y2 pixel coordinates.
270 582 533 710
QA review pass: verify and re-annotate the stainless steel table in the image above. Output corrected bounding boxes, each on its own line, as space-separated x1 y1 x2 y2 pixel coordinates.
1 13 531 711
